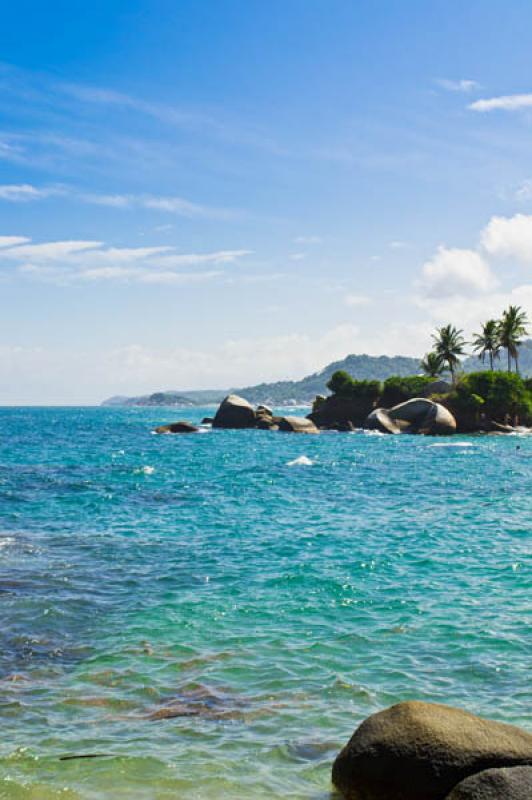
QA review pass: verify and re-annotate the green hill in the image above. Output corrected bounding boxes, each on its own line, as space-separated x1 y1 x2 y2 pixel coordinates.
101 341 532 407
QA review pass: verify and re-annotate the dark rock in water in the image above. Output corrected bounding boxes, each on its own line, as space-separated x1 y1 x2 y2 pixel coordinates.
278 416 319 434
154 421 199 434
148 684 247 721
255 405 276 429
445 766 532 799
201 417 214 425
489 420 518 434
212 394 256 429
256 416 279 430
325 420 357 432
332 701 532 800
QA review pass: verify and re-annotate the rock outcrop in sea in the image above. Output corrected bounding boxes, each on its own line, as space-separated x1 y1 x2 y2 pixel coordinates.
332 701 532 800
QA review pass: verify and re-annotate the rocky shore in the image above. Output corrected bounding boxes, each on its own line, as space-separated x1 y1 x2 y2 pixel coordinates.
332 701 532 800
153 390 530 436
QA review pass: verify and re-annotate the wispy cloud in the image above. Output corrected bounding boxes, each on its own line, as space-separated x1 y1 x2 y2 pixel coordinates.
436 78 479 93
0 235 30 248
345 293 370 307
0 180 243 220
469 93 532 112
0 183 61 201
293 235 322 244
0 236 251 285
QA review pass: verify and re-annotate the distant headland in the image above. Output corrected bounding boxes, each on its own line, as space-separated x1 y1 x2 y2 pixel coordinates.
101 339 532 409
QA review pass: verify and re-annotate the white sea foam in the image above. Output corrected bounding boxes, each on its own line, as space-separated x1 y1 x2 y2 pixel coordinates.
134 465 155 475
0 536 15 549
287 455 314 466
428 442 474 448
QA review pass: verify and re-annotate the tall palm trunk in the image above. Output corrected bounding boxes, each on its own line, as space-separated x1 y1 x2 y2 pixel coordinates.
489 350 493 371
507 348 511 373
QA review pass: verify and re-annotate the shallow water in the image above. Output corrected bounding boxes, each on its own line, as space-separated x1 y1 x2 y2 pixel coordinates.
0 406 530 799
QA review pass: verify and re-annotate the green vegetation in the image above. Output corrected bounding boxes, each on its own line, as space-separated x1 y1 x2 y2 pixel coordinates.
447 371 532 425
471 320 501 371
431 324 467 383
380 375 434 407
326 371 381 399
498 305 529 373
420 352 444 378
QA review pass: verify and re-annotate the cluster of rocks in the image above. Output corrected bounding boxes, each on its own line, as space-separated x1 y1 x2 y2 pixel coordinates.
155 393 461 436
155 394 319 434
332 701 532 800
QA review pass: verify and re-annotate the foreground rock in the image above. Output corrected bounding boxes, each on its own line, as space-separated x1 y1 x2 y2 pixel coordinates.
212 394 256 429
154 421 199 434
365 398 456 435
445 766 532 799
278 416 319 433
332 701 532 800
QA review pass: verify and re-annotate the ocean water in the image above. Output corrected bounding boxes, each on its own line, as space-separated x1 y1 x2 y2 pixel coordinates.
0 406 530 799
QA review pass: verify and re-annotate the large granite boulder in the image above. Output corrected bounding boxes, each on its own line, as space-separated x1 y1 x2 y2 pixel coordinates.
212 395 256 429
388 398 456 434
154 421 199 434
365 408 401 434
445 766 532 799
278 416 319 433
332 701 532 800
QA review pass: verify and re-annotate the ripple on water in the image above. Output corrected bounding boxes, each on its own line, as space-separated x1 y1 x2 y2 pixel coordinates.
0 407 530 798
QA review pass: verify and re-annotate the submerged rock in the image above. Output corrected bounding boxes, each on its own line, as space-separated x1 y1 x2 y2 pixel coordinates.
278 416 319 433
212 394 256 429
332 701 532 800
445 766 532 799
154 421 199 434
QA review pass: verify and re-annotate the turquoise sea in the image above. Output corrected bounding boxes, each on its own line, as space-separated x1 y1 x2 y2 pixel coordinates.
0 406 530 799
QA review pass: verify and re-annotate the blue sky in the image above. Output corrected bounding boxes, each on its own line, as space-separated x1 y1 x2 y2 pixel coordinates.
2 0 532 403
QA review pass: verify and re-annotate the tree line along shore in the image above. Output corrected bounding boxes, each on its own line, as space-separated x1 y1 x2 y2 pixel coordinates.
155 305 532 436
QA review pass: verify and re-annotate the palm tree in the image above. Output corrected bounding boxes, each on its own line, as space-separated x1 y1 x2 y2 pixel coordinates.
432 324 467 384
471 319 501 371
420 352 444 378
498 305 529 373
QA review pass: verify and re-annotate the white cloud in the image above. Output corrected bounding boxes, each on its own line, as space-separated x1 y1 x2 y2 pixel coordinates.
0 184 51 201
345 293 370 307
469 93 532 112
419 246 498 298
1 240 103 260
436 78 479 93
293 235 323 244
0 236 30 248
480 213 532 263
0 235 251 285
389 240 408 249
2 184 243 220
289 252 306 261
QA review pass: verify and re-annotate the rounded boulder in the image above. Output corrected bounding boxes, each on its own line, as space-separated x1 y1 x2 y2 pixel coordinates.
212 395 256 429
332 701 532 800
445 766 532 800
154 421 199 434
278 416 319 433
